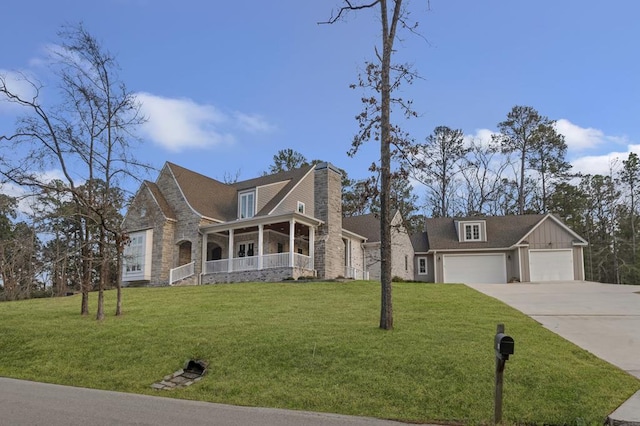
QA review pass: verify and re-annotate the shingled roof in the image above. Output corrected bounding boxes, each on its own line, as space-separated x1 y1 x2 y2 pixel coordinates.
410 231 428 252
166 163 237 221
342 213 380 242
424 214 546 250
165 162 315 221
143 181 176 220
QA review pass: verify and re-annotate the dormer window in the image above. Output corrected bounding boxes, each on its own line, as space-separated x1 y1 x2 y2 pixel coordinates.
462 221 484 242
239 190 255 219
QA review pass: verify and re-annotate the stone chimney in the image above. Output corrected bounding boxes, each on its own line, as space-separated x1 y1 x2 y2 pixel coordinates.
314 162 344 278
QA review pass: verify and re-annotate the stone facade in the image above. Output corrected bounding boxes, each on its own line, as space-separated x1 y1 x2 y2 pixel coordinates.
313 163 344 278
123 161 375 286
201 266 314 284
364 212 414 281
122 184 175 286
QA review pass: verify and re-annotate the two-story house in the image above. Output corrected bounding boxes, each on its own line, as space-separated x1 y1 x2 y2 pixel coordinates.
121 161 370 285
122 161 588 286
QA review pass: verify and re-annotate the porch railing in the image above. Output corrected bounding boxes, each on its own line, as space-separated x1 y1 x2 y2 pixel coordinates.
169 261 195 285
345 266 369 280
204 253 313 274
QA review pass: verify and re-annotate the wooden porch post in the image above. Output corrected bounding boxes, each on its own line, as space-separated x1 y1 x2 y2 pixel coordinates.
309 225 315 271
258 224 264 270
289 219 295 267
201 231 208 277
228 229 234 272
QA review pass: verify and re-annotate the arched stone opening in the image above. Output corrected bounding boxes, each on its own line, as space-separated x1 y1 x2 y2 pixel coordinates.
207 242 222 261
178 241 192 266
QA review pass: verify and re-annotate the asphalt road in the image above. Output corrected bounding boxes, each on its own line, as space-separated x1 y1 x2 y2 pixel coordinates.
0 377 429 426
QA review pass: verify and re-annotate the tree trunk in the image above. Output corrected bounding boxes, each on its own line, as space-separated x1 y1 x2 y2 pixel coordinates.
80 225 91 316
519 149 526 215
378 0 395 330
115 240 123 316
96 232 106 321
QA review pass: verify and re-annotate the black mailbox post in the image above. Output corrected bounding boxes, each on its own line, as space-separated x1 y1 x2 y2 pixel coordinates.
494 324 514 425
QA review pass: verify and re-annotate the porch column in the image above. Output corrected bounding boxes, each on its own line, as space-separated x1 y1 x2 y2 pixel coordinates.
308 226 315 270
228 229 234 272
289 219 295 267
201 231 208 276
258 224 264 270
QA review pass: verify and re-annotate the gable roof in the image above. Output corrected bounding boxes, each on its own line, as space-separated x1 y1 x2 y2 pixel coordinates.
144 181 176 220
342 211 404 244
164 162 316 222
245 165 315 216
342 213 381 242
165 162 237 221
424 214 547 250
410 231 428 252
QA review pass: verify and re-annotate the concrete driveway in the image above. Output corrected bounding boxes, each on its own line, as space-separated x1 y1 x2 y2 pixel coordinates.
467 281 640 379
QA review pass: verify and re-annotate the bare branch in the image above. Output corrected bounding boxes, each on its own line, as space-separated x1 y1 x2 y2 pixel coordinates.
318 0 381 24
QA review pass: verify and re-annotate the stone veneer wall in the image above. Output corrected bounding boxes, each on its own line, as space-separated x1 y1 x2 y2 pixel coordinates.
201 267 314 284
314 163 344 278
122 184 175 286
155 166 206 285
363 214 416 282
389 213 415 281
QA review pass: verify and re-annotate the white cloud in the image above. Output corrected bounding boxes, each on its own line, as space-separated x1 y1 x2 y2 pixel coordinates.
136 92 275 152
136 92 234 152
234 112 276 134
463 128 496 148
571 144 640 176
0 70 38 112
0 169 69 216
555 119 629 153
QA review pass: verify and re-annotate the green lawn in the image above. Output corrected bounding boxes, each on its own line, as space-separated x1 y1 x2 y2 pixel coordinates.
0 282 637 425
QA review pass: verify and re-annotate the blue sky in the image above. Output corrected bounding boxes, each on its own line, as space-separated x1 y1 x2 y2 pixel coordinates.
1 0 639 197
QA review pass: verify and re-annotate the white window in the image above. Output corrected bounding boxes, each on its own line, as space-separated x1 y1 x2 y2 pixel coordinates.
239 191 255 219
123 230 152 281
464 223 481 241
297 201 305 214
417 257 428 275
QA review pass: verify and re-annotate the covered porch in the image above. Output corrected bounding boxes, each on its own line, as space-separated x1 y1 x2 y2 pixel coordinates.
199 212 322 283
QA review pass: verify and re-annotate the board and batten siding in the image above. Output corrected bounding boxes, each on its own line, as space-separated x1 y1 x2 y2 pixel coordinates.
526 218 575 249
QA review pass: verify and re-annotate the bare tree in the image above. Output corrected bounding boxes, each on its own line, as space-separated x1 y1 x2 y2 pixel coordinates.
459 138 510 216
0 24 147 318
414 126 467 217
620 152 640 271
494 105 568 215
322 0 427 330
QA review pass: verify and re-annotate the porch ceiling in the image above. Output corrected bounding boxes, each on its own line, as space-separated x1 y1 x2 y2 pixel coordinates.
200 211 323 234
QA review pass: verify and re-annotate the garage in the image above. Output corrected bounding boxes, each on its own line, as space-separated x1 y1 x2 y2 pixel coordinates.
442 253 506 284
529 249 574 281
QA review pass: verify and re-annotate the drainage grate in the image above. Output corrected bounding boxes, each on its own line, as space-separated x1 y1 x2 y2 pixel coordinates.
151 359 208 390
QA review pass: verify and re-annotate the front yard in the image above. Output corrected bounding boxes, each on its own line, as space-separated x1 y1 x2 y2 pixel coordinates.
0 282 637 425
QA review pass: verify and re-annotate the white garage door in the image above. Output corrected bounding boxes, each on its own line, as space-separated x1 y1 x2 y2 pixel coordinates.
442 254 506 284
529 249 574 281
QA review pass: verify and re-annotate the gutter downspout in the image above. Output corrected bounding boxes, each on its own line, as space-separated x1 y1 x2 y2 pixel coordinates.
433 250 438 283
